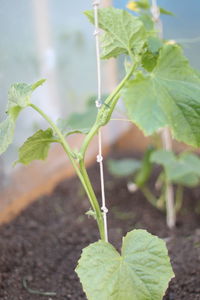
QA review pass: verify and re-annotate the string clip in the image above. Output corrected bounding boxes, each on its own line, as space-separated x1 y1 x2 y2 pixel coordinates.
95 99 102 108
97 154 103 163
101 206 108 214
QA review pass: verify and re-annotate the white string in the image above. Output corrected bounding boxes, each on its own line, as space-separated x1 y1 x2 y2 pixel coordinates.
151 0 160 21
92 0 108 242
151 0 163 38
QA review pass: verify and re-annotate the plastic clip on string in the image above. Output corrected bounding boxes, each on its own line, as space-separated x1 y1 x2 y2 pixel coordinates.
92 0 108 242
95 99 102 108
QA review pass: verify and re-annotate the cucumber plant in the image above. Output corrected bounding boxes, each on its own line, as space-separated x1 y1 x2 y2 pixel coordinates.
3 2 200 299
108 0 200 224
108 148 200 213
151 149 200 212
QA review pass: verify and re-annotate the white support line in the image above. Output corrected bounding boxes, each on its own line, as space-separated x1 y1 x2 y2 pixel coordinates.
92 0 108 242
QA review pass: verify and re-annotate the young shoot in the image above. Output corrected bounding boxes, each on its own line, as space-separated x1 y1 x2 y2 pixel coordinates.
108 149 200 215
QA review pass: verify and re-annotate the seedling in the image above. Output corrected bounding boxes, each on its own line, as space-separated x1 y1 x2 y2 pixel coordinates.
108 0 200 229
108 148 200 214
151 149 200 212
3 1 200 298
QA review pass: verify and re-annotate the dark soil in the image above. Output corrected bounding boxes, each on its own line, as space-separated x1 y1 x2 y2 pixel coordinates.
0 154 200 300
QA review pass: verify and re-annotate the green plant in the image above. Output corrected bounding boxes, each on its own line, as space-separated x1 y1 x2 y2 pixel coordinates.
151 149 200 212
108 0 200 229
5 2 200 298
108 148 200 213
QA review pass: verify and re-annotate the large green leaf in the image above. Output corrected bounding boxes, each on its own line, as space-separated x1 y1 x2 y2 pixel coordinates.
107 158 141 177
85 7 146 59
16 129 56 165
151 150 200 187
0 79 45 155
123 45 200 147
76 229 174 300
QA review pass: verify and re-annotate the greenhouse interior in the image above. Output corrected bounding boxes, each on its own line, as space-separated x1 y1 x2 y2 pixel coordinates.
0 0 200 299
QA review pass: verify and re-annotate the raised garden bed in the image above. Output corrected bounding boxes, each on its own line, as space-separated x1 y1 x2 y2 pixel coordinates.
0 153 200 300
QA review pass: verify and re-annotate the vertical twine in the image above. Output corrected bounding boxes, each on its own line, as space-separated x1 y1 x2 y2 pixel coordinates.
92 0 108 242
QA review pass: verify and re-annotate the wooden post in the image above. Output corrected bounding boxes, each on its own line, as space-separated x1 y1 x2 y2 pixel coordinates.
151 0 175 229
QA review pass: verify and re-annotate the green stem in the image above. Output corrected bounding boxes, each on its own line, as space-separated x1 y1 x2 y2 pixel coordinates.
29 59 137 242
175 184 184 212
30 104 76 169
30 103 105 240
141 186 159 209
80 63 136 157
79 160 105 240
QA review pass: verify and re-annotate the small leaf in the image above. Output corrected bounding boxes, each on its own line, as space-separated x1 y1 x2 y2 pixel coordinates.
151 150 200 187
123 44 200 147
85 209 97 220
135 0 150 10
7 80 45 117
31 79 46 91
0 79 46 155
147 36 163 53
142 37 163 72
57 95 108 136
107 158 141 177
57 107 97 136
159 7 174 16
142 50 159 72
139 14 154 31
0 117 15 155
16 128 56 165
85 7 146 59
76 229 174 300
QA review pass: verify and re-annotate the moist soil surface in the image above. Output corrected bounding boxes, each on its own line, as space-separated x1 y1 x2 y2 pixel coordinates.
0 153 200 300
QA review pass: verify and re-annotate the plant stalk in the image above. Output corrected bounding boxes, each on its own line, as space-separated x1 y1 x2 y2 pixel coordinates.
30 103 105 240
79 160 105 240
141 186 158 209
80 63 136 157
165 178 176 229
30 57 137 240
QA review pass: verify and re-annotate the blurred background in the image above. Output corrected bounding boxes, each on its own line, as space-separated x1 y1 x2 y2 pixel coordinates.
0 0 200 220
0 0 97 173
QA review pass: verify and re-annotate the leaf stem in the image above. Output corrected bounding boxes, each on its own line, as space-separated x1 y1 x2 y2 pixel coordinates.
79 160 105 240
175 184 184 212
80 63 136 157
22 277 56 296
30 103 105 240
141 186 158 209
